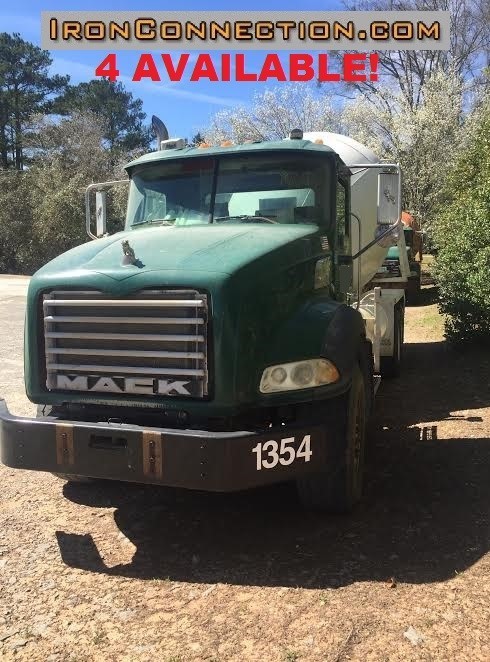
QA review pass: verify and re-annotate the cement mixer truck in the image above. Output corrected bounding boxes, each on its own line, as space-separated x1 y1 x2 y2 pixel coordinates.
0 124 409 512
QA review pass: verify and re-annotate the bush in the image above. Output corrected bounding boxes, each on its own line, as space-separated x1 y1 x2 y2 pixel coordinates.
0 171 38 273
434 99 490 343
0 112 131 274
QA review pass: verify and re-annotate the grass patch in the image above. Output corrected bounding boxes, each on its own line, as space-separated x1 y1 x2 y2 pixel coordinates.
405 293 445 340
414 309 443 332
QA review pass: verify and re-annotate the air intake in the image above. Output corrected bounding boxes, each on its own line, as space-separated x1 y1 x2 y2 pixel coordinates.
42 289 209 399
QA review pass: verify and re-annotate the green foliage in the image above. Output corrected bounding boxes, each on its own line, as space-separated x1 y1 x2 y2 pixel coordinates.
190 131 204 146
434 99 490 343
55 79 151 156
0 171 36 272
0 32 68 169
0 32 151 275
29 112 115 267
0 111 129 274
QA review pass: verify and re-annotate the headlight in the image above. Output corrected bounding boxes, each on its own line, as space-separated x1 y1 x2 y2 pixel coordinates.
260 358 339 393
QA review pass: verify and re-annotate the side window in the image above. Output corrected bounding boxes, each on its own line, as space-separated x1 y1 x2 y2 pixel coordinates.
336 179 350 253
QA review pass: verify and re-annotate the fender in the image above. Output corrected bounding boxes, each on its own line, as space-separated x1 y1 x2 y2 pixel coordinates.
321 303 366 382
260 294 342 367
261 296 365 374
256 296 367 404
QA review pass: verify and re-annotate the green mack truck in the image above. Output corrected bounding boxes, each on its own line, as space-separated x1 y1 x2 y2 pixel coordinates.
0 121 409 512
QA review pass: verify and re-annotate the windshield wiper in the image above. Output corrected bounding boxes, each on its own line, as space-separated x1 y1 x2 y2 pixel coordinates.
215 215 278 224
132 218 176 227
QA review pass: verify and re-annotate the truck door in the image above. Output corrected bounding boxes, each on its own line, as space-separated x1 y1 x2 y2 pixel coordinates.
334 174 353 303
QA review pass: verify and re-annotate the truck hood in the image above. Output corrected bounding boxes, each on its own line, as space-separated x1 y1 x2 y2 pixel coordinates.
35 224 318 281
25 222 335 415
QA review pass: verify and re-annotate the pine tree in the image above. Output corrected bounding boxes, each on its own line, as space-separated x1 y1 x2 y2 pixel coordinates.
56 79 151 157
0 33 68 169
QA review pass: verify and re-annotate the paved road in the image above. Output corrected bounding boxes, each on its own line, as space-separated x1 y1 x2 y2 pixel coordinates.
0 276 34 417
0 275 30 297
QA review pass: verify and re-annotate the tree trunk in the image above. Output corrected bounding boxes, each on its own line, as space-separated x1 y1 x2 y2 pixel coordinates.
0 125 8 168
14 116 23 170
13 86 23 170
0 100 9 168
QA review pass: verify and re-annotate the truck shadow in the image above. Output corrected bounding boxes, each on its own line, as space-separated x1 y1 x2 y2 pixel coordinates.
411 284 438 306
57 340 490 589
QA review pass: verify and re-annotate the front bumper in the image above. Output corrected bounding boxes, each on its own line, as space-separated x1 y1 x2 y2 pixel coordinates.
0 399 329 491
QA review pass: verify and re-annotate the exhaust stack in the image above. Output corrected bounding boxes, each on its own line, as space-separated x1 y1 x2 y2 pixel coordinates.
151 115 186 151
151 115 169 148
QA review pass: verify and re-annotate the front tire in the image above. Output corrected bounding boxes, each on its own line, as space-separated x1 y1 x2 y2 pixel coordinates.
296 363 367 513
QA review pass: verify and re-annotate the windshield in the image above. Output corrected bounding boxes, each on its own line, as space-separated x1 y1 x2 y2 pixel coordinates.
126 153 332 228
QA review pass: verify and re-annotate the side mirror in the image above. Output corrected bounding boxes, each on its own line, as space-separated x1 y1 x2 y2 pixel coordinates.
377 172 400 225
85 180 128 240
95 191 107 238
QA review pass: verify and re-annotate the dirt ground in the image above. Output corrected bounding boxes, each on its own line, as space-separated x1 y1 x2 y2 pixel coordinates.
0 274 489 662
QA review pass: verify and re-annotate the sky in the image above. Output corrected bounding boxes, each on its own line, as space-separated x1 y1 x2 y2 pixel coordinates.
1 0 344 138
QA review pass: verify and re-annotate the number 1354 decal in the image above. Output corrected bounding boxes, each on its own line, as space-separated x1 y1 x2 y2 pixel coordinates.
252 435 312 471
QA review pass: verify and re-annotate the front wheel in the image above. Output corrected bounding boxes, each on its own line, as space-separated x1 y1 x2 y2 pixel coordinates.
296 363 367 513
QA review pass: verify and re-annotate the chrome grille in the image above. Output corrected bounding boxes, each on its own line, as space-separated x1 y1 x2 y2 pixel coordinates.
43 290 209 398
